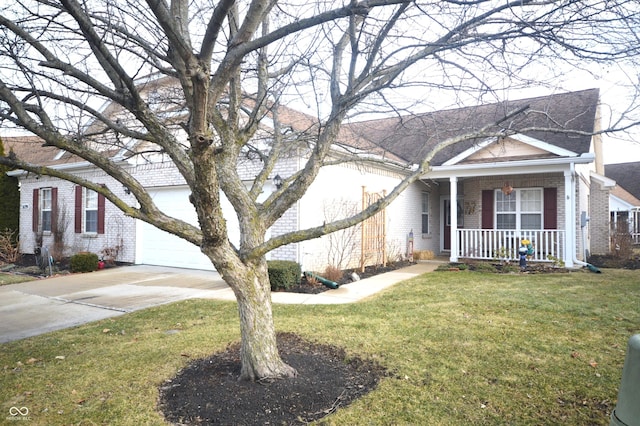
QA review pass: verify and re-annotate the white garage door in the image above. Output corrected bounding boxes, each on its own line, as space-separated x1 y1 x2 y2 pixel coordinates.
136 187 240 270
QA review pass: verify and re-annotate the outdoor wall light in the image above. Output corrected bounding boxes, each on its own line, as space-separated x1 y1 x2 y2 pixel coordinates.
123 185 131 195
501 181 513 195
273 174 283 189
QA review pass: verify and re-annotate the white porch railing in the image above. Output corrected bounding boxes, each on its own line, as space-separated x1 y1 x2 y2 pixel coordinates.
457 229 565 262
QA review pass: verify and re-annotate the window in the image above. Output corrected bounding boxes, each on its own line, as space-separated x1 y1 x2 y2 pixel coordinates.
421 192 429 234
40 188 52 232
84 188 98 233
75 185 105 234
32 187 57 234
495 188 542 230
445 198 464 228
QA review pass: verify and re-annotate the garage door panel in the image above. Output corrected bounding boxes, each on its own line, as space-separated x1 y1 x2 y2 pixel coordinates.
137 187 237 271
136 186 272 271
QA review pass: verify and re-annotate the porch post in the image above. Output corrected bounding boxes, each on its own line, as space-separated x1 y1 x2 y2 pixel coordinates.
450 176 458 262
564 169 575 268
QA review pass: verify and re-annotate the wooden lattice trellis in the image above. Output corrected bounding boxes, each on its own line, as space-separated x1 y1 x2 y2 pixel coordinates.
360 187 386 272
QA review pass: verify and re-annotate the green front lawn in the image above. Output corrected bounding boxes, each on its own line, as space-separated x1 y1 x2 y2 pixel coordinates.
1 269 638 425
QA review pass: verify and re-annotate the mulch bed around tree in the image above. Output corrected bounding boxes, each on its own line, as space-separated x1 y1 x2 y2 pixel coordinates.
158 332 388 425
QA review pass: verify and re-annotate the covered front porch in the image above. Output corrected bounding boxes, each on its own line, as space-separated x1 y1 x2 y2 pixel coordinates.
424 155 596 268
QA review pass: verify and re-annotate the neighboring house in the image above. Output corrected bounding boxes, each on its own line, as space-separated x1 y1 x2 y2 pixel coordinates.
4 86 613 271
605 162 640 245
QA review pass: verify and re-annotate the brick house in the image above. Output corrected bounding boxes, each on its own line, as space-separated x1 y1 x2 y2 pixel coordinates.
3 87 616 271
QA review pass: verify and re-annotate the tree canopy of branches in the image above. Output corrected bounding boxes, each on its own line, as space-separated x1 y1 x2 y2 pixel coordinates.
1 0 639 381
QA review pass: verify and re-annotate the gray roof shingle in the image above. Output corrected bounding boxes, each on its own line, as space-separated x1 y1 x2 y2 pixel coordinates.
605 162 640 200
344 89 599 166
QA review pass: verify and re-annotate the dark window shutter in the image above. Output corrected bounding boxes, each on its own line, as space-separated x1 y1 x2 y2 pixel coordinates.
32 188 39 232
51 187 58 232
97 193 105 234
544 187 557 229
481 190 494 229
75 186 82 233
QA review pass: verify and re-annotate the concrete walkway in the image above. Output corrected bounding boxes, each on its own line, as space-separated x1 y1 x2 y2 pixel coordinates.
0 261 443 343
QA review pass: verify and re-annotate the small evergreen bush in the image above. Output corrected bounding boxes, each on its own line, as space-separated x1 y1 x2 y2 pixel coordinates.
473 262 498 273
0 140 19 234
501 264 520 273
267 260 301 291
70 252 99 273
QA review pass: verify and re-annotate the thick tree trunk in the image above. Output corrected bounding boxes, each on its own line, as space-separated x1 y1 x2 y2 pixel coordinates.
219 256 297 381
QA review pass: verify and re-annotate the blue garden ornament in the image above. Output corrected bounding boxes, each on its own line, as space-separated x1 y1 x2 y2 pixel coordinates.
519 238 533 270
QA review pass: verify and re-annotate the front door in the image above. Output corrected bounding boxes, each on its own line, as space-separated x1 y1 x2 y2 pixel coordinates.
442 198 464 251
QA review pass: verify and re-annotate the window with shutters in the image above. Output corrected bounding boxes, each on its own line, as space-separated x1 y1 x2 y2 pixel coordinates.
495 188 543 230
84 188 98 233
40 188 52 232
75 185 105 234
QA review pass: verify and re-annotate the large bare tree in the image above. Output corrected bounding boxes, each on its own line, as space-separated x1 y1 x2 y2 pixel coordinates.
1 0 639 381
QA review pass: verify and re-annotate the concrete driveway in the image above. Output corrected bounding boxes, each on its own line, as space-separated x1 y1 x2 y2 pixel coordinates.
0 265 230 343
1 261 443 344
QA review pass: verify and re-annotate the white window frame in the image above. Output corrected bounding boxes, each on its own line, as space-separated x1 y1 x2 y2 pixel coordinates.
495 188 543 230
40 188 52 233
84 188 98 234
421 192 430 234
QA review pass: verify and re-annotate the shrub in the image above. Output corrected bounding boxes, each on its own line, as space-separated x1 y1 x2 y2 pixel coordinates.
70 252 99 273
0 140 19 233
323 265 343 282
267 260 301 291
305 274 319 285
473 262 498 273
51 207 70 261
501 264 520 273
0 228 20 264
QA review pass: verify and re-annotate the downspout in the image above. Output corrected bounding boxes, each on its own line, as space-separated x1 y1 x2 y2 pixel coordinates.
569 161 599 271
449 176 458 262
580 216 588 266
563 165 576 268
568 162 587 267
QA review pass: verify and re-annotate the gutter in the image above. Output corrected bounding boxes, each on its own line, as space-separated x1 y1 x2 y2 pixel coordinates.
426 153 595 179
7 158 130 177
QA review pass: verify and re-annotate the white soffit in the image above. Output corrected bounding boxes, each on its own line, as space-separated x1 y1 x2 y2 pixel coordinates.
590 171 617 188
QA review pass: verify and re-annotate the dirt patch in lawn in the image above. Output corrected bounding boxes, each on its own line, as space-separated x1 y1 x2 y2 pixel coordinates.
158 332 387 425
